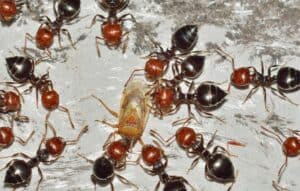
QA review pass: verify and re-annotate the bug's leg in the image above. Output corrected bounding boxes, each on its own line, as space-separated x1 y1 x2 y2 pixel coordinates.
65 125 89 145
92 95 118 118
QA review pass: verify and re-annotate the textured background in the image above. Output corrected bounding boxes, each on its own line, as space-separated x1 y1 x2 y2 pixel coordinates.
0 0 300 190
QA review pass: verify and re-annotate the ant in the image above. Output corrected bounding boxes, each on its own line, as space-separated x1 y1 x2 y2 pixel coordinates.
77 139 138 191
24 0 81 56
0 117 34 149
150 80 227 122
260 126 300 191
4 56 75 128
228 56 300 111
128 25 199 81
88 0 136 56
0 0 29 23
139 143 197 191
150 127 237 191
0 87 28 122
91 79 150 149
0 120 88 190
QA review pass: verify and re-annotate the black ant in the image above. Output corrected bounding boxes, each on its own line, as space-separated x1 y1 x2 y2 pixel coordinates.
4 56 75 129
150 127 237 191
0 120 88 190
88 0 136 56
77 139 138 191
229 56 300 111
139 143 197 191
24 0 81 56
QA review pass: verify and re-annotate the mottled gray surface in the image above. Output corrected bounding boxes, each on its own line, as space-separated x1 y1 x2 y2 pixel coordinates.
0 0 300 190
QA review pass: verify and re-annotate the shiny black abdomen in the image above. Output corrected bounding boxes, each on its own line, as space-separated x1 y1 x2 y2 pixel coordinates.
206 154 235 183
164 180 187 191
6 56 34 83
195 84 227 108
93 157 114 185
277 67 300 91
181 55 205 79
172 25 198 53
4 160 32 187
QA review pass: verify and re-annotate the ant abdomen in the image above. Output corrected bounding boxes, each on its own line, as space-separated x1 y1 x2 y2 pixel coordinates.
93 157 114 185
4 160 32 187
195 84 227 108
181 55 205 79
164 181 187 191
206 154 235 183
277 67 300 92
6 56 34 83
172 25 198 53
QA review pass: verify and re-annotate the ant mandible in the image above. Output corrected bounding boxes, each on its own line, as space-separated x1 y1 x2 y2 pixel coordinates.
4 56 75 129
0 120 88 190
260 126 300 191
228 56 300 111
88 0 136 56
24 0 81 57
77 139 138 191
139 142 197 191
150 127 237 191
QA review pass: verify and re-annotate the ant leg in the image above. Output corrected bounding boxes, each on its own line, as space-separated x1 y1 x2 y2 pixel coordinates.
15 130 35 146
139 163 156 176
58 31 63 49
119 13 137 23
77 153 94 164
124 68 144 87
260 56 265 76
270 87 298 105
95 36 105 57
212 146 236 157
92 95 118 118
149 129 175 147
61 28 76 49
38 16 52 25
154 181 161 191
272 181 289 191
87 14 106 29
45 117 57 137
91 175 98 191
214 48 235 70
24 33 35 56
262 87 270 112
96 119 118 129
116 174 138 190
58 106 75 129
277 157 288 183
204 165 214 182
53 0 58 17
36 166 44 191
65 125 89 145
242 85 259 104
120 31 130 53
0 152 31 159
102 132 117 150
188 156 201 173
260 126 283 145
14 112 29 123
109 182 114 191
0 159 19 171
206 130 218 148
195 108 225 123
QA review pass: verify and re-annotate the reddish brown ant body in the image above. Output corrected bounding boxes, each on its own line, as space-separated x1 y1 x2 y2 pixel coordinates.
260 126 300 191
0 119 34 149
0 0 28 23
88 0 136 56
150 127 237 191
0 120 88 190
24 0 81 56
77 139 138 191
4 56 75 128
228 56 300 111
139 143 197 191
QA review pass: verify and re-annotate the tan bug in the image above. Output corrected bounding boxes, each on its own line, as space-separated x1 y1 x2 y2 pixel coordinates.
92 79 150 149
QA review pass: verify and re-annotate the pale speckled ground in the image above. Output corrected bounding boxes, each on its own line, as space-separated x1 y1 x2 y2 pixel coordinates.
0 0 300 191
